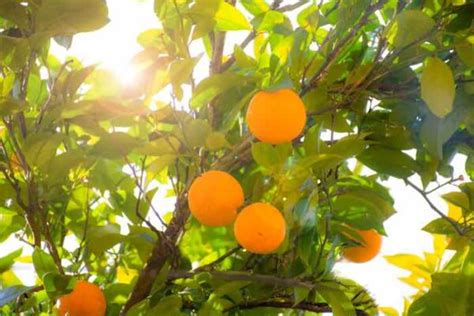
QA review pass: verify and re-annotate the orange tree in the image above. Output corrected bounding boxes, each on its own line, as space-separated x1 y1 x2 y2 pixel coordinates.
0 0 473 315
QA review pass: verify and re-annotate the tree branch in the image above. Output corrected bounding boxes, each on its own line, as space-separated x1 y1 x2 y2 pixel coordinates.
224 299 369 315
193 246 241 272
36 59 73 128
220 0 290 72
279 0 309 12
168 270 315 289
300 0 388 96
119 198 189 315
405 179 466 237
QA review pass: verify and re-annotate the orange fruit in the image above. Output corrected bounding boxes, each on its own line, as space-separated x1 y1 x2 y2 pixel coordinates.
342 229 382 263
234 203 286 254
246 88 306 144
188 170 244 226
57 280 106 316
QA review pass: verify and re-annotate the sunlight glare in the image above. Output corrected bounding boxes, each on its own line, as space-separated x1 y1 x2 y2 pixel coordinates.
112 62 140 86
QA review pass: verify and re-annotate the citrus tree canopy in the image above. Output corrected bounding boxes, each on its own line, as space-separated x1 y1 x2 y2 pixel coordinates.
0 0 473 315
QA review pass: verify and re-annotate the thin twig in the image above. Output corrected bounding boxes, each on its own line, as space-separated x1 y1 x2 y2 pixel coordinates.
75 186 93 263
405 179 465 236
194 246 242 272
425 176 463 195
279 0 309 12
125 157 166 230
168 270 315 289
36 59 73 128
223 299 368 315
301 0 388 96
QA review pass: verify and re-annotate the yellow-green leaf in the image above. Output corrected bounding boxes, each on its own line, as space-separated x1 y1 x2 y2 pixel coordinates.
387 10 434 48
455 35 474 68
421 57 455 118
215 2 252 31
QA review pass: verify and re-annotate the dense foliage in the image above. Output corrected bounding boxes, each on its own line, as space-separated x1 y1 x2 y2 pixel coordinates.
0 0 473 315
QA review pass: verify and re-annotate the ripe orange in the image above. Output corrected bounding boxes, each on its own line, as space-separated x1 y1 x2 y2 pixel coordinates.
188 170 244 226
57 280 106 316
234 203 286 254
246 88 306 144
342 229 382 263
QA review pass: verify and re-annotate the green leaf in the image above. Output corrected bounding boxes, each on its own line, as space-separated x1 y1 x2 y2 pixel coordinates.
137 137 180 156
257 10 289 32
215 2 252 31
384 254 429 277
251 142 291 170
92 133 143 159
0 208 25 243
357 145 418 178
419 110 461 159
182 119 212 148
455 35 474 68
233 45 257 69
42 272 75 299
422 218 458 235
441 192 470 210
294 286 310 305
0 36 30 71
23 133 64 172
148 295 183 315
294 154 345 174
241 0 270 16
0 97 23 116
213 281 250 297
0 249 22 273
206 132 229 150
169 57 200 88
318 284 356 316
45 149 87 185
297 5 319 33
332 186 396 231
65 65 97 97
0 286 36 307
33 248 59 279
335 0 370 34
0 1 29 29
387 10 435 48
327 135 367 158
36 0 109 36
87 224 124 255
190 73 250 109
188 0 250 38
466 153 474 180
421 57 456 118
137 29 165 49
408 273 473 316
460 183 474 211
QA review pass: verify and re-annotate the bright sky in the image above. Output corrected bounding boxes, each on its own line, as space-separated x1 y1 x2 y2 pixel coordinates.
2 0 468 313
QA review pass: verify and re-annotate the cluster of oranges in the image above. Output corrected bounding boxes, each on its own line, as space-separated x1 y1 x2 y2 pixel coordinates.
189 88 382 262
188 170 286 254
187 89 309 254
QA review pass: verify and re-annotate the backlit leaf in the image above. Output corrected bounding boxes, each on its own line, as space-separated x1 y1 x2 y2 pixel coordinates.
421 57 456 118
387 11 434 48
36 0 109 35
